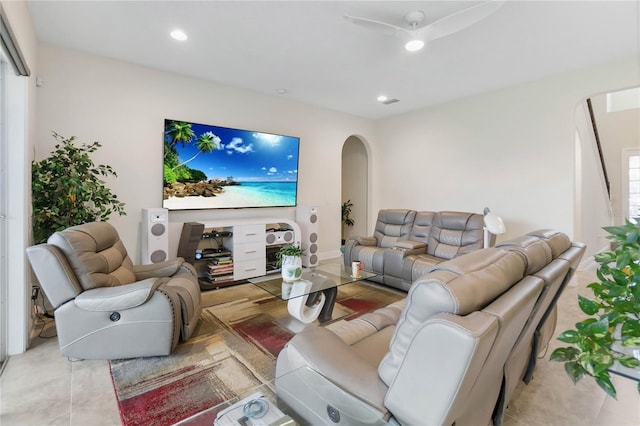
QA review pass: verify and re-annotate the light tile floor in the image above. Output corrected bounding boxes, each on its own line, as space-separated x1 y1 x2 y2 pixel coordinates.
1 268 638 425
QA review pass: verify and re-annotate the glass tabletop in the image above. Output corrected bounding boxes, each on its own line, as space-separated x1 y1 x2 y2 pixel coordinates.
249 263 377 300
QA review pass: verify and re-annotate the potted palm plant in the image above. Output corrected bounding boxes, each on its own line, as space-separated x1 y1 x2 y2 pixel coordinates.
550 218 640 398
32 132 126 244
342 199 355 245
276 244 306 282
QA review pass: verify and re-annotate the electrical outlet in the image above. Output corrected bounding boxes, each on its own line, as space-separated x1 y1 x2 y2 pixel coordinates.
31 286 39 300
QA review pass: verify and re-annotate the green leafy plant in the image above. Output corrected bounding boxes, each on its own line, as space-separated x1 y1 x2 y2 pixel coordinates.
550 218 640 398
32 132 126 244
341 200 355 244
342 200 355 228
275 244 306 268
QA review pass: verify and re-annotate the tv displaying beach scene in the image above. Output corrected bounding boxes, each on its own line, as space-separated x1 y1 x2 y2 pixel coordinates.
163 119 300 210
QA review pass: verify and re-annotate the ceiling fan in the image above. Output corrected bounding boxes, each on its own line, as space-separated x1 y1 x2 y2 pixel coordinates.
344 0 505 52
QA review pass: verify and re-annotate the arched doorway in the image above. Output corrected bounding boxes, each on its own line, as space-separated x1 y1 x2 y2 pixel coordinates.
341 136 368 244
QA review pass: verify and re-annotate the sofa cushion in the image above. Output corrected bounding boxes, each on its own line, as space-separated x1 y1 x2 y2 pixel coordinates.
426 211 485 260
527 229 571 258
403 254 443 283
496 235 552 275
48 222 136 290
407 211 436 246
352 326 396 368
373 209 416 248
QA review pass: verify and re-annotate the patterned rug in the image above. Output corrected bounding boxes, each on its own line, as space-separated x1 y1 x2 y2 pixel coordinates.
109 281 403 426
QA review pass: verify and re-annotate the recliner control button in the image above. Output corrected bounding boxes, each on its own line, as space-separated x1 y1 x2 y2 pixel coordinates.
327 405 340 423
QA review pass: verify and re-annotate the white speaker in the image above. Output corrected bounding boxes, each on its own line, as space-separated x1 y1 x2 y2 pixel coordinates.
296 205 319 267
266 230 295 246
141 208 169 264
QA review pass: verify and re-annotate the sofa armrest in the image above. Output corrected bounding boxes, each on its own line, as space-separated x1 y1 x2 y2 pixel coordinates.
74 278 163 311
276 326 388 413
382 312 499 426
394 240 426 251
384 245 426 278
346 236 377 247
133 258 185 280
343 236 378 267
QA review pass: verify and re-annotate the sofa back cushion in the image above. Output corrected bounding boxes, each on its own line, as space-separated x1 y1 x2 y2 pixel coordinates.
47 221 136 290
496 235 553 275
426 211 484 260
407 211 435 245
378 248 526 386
373 209 416 248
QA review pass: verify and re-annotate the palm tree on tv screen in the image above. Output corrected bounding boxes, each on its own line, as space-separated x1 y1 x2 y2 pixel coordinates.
174 131 221 170
165 120 195 157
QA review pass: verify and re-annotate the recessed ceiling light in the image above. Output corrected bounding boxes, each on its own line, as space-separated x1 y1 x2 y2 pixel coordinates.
170 30 188 41
405 39 425 52
377 95 388 103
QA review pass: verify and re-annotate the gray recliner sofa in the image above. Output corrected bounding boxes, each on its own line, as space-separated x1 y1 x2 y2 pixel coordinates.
277 230 585 425
26 221 202 360
343 209 488 291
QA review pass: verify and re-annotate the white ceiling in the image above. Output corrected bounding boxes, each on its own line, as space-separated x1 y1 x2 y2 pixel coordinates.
27 1 640 120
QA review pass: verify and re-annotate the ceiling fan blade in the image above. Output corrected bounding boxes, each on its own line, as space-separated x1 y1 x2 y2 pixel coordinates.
419 0 505 42
344 15 406 36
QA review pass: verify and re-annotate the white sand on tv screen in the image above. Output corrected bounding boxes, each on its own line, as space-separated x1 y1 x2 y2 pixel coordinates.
162 184 292 210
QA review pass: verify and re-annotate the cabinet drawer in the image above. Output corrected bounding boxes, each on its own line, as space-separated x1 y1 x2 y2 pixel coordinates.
234 258 266 280
234 241 264 261
234 224 265 243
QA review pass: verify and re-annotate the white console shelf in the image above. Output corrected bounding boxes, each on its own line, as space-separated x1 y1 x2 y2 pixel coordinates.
179 218 301 288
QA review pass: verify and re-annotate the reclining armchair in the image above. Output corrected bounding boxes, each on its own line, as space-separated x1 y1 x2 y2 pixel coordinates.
26 221 202 360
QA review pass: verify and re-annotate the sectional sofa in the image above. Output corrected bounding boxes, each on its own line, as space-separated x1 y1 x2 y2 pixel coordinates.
277 229 585 426
343 209 491 291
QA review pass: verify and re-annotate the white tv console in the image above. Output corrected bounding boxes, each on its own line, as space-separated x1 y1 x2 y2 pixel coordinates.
178 218 301 289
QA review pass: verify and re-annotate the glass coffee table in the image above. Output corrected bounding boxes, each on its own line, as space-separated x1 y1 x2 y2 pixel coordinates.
249 263 377 327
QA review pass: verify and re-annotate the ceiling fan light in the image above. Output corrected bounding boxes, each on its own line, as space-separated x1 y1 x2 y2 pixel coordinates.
170 30 188 41
405 39 424 52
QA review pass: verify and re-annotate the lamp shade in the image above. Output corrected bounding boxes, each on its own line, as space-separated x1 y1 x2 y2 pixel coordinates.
484 213 506 235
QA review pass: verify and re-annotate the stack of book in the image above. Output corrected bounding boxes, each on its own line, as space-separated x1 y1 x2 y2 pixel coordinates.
206 255 234 284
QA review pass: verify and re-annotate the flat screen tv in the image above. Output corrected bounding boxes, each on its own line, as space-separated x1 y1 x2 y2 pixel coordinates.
163 119 300 210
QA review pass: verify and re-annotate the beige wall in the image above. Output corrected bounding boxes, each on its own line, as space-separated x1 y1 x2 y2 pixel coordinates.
373 57 639 251
35 44 375 261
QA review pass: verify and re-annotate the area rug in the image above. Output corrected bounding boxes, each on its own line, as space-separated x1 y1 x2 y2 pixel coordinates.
109 281 403 426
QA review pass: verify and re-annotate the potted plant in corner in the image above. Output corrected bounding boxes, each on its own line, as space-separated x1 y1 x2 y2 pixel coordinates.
276 243 306 282
341 199 355 245
32 132 127 244
550 218 640 398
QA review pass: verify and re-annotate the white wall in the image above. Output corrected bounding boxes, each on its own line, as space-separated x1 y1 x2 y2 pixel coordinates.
35 44 374 261
374 57 640 246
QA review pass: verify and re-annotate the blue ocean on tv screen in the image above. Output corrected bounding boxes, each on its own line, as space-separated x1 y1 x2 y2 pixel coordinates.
224 181 297 207
163 119 300 210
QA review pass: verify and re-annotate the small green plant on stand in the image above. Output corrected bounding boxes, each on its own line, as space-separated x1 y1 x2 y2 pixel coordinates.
550 217 640 398
276 244 306 281
32 132 126 244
